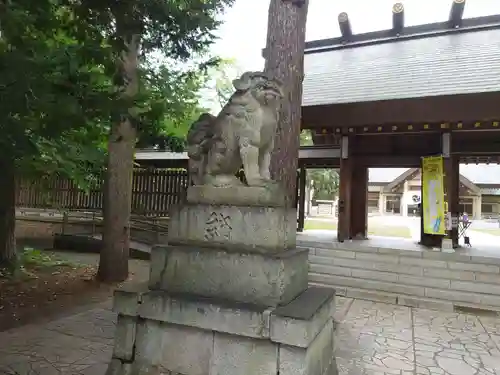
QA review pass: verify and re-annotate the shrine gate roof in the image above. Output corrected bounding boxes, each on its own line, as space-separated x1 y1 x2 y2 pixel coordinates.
302 14 500 107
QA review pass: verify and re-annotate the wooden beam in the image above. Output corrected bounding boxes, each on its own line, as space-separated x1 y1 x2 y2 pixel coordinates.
297 154 500 168
299 147 341 159
453 139 500 154
306 120 500 135
298 158 340 168
302 92 500 129
338 12 352 40
449 0 466 27
353 133 442 157
461 156 500 164
392 2 404 34
356 155 422 168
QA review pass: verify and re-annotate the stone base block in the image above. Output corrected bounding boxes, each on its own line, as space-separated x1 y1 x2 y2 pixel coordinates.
167 203 296 252
107 285 338 375
186 185 286 207
279 319 336 375
138 291 273 339
149 244 309 307
271 287 336 347
112 281 149 316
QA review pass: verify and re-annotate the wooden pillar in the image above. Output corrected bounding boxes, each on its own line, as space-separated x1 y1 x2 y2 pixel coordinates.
337 136 352 242
297 166 307 232
443 132 460 247
350 162 368 239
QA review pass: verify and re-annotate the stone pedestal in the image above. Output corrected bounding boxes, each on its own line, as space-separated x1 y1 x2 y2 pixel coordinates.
108 284 336 375
168 202 297 252
148 245 309 306
106 186 338 375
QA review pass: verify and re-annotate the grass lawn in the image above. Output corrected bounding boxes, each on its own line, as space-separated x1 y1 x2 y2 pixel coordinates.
304 219 411 238
472 228 500 236
304 220 337 231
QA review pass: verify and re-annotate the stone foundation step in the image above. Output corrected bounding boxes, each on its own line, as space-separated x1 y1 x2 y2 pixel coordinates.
305 247 500 275
308 282 500 313
309 258 500 284
309 272 500 309
301 242 500 311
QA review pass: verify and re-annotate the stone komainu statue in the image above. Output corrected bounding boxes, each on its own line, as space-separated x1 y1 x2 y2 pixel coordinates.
187 71 284 187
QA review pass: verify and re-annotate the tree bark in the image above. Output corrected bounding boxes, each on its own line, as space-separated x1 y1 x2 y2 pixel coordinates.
97 35 139 283
0 156 17 269
264 0 309 206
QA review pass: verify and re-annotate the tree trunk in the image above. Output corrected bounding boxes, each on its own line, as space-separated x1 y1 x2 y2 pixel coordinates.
264 0 309 206
0 156 17 269
98 35 140 283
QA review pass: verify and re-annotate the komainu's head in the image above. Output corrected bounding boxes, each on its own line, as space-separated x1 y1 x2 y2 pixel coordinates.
232 72 284 106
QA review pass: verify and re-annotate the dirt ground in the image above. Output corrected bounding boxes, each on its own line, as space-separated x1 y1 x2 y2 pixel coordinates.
0 251 150 332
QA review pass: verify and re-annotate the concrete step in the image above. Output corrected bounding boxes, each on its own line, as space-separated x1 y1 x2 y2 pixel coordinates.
309 282 500 313
305 245 500 274
309 272 500 309
310 267 500 297
308 244 498 264
309 255 500 282
302 242 500 311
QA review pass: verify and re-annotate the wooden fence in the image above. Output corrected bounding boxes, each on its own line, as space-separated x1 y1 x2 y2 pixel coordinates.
16 169 189 216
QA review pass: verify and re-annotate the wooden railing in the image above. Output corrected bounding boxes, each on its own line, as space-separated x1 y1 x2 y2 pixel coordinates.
16 168 301 218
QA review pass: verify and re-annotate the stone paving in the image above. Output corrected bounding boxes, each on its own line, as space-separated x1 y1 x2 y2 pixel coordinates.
0 297 499 374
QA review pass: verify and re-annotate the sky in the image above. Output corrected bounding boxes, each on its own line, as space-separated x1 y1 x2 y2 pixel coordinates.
211 0 500 72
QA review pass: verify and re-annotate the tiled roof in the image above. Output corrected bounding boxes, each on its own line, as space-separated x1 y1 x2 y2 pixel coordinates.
369 165 500 185
481 188 500 195
303 26 500 106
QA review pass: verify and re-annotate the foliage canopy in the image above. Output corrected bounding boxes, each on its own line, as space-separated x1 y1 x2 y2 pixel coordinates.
0 0 234 268
0 0 234 184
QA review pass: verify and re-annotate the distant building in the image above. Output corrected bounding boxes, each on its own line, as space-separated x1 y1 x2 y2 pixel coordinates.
368 166 500 219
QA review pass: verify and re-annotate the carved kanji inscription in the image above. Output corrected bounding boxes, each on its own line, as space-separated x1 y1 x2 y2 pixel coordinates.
204 211 232 240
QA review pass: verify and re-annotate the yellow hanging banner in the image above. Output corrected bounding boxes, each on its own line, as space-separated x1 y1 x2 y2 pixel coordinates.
421 155 446 235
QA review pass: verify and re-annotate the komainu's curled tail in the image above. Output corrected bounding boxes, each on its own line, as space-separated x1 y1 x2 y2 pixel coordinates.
186 113 216 185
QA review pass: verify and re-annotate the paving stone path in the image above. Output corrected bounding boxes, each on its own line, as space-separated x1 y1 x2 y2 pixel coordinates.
0 297 499 374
